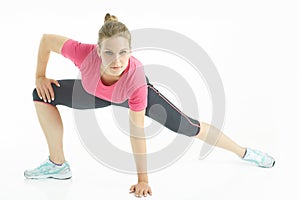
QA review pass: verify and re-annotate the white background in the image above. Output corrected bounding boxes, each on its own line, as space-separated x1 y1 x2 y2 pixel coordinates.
0 0 299 199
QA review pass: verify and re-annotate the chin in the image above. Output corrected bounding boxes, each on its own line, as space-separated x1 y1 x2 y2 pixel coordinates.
110 69 124 76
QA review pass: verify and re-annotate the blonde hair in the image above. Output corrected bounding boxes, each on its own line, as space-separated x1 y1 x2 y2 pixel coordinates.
98 13 131 48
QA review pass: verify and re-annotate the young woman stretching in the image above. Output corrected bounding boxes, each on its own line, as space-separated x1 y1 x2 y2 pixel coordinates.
24 13 275 198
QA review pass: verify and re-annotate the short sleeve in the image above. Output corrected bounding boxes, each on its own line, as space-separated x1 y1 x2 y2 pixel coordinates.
128 85 148 112
61 39 95 69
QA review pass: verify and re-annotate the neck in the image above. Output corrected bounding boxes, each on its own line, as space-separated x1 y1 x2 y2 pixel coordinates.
100 64 121 85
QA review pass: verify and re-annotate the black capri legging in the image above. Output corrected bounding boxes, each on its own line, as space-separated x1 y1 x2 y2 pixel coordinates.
32 78 201 137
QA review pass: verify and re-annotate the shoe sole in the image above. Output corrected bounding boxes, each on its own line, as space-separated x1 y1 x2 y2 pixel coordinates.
259 160 275 168
24 172 72 180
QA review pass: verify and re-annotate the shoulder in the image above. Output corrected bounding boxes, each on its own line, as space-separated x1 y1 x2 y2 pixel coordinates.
129 56 143 68
61 39 97 67
62 39 96 52
125 56 146 82
126 56 145 77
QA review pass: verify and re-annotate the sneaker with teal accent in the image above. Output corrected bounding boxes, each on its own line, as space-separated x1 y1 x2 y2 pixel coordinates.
24 157 72 179
242 148 275 168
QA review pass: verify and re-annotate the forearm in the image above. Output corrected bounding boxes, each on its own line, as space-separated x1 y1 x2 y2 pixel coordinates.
130 131 148 183
36 35 50 78
129 109 148 183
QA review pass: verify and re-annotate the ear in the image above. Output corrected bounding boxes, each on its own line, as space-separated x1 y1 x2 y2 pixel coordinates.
96 45 101 57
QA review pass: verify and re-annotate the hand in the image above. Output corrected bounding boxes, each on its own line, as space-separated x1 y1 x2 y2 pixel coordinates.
35 76 60 103
129 182 152 198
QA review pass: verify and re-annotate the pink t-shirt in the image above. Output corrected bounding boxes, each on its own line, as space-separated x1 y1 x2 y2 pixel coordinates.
61 39 148 111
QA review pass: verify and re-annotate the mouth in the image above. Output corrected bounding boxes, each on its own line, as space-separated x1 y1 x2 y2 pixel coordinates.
111 66 122 69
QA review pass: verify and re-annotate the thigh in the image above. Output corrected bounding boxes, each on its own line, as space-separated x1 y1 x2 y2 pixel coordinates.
145 84 200 137
32 79 111 109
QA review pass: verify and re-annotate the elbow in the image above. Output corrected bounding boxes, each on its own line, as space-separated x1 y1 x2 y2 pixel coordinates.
41 34 50 43
40 34 52 52
40 34 47 46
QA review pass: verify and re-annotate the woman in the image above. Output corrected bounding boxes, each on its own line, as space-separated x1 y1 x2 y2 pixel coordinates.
24 13 275 198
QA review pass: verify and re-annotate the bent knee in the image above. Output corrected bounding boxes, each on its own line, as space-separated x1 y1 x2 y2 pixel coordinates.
32 88 41 101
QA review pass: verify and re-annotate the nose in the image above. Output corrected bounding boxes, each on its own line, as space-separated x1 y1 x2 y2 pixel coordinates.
112 55 121 64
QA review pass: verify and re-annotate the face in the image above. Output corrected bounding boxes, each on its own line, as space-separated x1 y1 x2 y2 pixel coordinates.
97 36 131 77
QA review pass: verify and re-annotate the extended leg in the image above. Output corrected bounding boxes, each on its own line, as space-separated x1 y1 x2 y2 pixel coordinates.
119 80 275 168
194 121 246 158
193 122 275 167
145 84 246 157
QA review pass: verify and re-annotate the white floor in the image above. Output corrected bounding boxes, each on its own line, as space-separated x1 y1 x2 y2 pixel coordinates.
0 105 295 199
0 137 292 200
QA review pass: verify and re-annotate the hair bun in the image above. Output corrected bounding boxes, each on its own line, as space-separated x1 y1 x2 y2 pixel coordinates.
104 13 118 23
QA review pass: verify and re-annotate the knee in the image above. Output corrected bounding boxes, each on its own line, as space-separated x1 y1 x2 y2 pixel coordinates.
32 88 41 101
200 121 211 129
195 121 211 140
196 121 222 140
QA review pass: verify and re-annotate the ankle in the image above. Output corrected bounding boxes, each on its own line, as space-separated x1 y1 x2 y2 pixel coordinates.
238 147 247 158
49 156 66 165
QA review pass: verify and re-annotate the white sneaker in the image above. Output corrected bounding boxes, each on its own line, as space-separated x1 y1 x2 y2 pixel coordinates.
242 148 275 168
24 157 72 179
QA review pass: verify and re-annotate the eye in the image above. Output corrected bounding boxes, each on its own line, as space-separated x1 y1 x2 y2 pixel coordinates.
119 50 127 55
104 51 113 55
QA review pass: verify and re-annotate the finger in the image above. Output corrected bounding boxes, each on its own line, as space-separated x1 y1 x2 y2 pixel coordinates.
40 88 47 102
148 188 152 196
143 190 148 197
136 189 142 197
129 185 135 193
44 87 52 103
36 88 43 100
48 84 55 101
51 79 60 87
134 188 139 196
139 189 144 198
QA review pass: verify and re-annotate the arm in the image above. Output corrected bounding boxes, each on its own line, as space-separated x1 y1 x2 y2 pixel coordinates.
129 108 152 197
129 108 148 183
35 34 69 102
36 34 69 78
